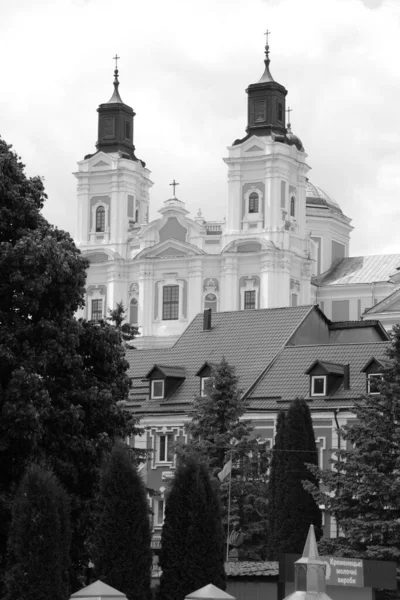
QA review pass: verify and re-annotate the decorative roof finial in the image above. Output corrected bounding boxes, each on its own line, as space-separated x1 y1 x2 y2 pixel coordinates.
107 54 123 103
264 29 271 60
169 179 179 198
258 30 274 83
286 105 293 129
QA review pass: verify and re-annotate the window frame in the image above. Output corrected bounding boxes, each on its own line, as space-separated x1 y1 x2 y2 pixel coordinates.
95 205 106 232
154 497 165 526
91 299 103 322
151 379 165 399
158 433 174 463
244 290 256 310
248 192 259 214
311 375 327 397
200 376 212 396
367 373 382 395
290 196 296 218
162 285 179 320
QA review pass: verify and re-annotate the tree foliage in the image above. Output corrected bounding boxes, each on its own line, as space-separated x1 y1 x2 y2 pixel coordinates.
0 137 139 589
183 357 269 559
159 456 226 600
267 410 286 558
267 399 321 559
108 301 139 345
312 327 400 571
5 464 71 600
92 442 152 600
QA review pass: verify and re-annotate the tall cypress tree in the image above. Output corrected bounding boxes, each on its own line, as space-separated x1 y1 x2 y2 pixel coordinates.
5 464 71 600
267 410 286 559
268 399 321 559
159 456 225 600
91 442 152 600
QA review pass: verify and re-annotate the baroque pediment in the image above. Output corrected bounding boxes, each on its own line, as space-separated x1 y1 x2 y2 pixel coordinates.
135 238 206 260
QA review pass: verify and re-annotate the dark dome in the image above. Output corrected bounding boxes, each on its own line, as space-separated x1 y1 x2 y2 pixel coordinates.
306 181 343 214
286 127 304 151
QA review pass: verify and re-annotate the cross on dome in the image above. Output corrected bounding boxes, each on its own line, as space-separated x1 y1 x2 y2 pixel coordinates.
286 105 293 127
169 179 179 197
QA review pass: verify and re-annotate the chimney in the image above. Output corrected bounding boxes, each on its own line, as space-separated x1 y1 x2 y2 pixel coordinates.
344 364 350 390
203 309 212 331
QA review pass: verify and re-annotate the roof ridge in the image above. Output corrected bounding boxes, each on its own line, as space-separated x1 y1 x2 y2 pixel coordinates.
284 341 390 349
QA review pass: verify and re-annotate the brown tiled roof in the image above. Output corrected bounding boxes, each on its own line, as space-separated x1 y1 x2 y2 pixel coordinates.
225 561 278 577
249 341 390 403
126 306 315 414
313 254 400 286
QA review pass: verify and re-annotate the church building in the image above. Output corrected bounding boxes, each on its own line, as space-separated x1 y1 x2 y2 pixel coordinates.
75 40 400 346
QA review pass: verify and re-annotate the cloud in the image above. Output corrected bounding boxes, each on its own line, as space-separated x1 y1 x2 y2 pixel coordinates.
1 0 400 257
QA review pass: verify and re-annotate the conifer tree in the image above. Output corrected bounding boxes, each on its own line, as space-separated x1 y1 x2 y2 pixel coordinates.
268 399 321 559
267 410 286 559
108 301 139 346
183 357 269 559
313 326 400 571
159 456 226 600
5 464 71 600
92 442 152 600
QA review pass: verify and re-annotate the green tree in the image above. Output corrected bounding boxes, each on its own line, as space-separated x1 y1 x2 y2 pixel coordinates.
0 138 139 589
184 357 269 559
5 464 71 600
159 456 226 600
267 410 286 559
108 301 139 346
92 442 152 600
313 327 400 574
268 399 321 559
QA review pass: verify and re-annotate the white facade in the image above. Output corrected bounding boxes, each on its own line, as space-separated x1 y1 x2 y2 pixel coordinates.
75 52 400 345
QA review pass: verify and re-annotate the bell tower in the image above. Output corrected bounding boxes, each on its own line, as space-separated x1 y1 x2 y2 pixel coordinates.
75 57 153 257
223 35 312 309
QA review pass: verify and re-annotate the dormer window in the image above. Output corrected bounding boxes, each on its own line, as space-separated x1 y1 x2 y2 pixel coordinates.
249 192 259 213
306 360 348 398
151 380 164 399
367 374 382 395
200 376 213 396
146 364 185 401
311 376 326 397
361 358 385 396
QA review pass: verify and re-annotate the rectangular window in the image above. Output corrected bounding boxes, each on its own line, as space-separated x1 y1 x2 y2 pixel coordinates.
316 437 326 469
103 117 115 139
291 293 298 307
332 240 345 265
367 373 382 395
201 377 212 396
155 498 165 526
311 375 326 397
91 299 103 322
158 434 174 462
244 290 256 310
277 101 283 123
163 285 179 320
125 120 131 140
254 100 266 122
151 380 164 399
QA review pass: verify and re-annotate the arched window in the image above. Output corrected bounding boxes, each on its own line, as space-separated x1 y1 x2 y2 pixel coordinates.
290 196 296 218
249 192 259 214
130 298 138 325
135 208 139 223
96 206 105 232
204 293 217 313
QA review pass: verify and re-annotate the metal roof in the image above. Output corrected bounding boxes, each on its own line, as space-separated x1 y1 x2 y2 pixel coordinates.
313 254 400 286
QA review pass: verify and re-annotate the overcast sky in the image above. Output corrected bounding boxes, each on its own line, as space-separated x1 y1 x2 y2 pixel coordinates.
1 0 399 256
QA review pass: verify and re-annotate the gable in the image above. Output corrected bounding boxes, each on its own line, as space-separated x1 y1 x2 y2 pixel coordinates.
156 247 189 258
159 217 187 243
86 252 109 264
92 160 109 167
245 145 263 152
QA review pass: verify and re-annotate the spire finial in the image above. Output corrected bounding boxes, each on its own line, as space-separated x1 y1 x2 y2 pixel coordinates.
107 54 123 103
286 105 292 129
169 179 179 197
264 29 271 59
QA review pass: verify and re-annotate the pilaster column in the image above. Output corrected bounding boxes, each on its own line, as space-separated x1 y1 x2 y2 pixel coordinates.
138 261 154 337
188 258 203 320
221 255 238 311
